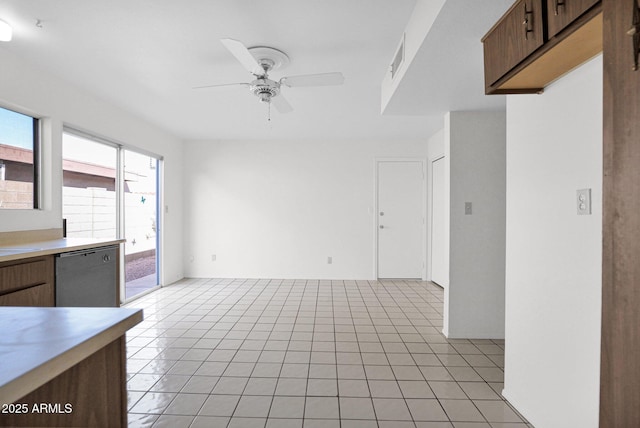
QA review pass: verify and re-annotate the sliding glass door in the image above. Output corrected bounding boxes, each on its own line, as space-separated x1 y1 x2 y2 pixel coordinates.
123 149 159 299
62 134 117 239
62 130 161 302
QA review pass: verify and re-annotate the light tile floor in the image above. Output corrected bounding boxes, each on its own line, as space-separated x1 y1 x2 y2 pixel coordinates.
125 278 533 428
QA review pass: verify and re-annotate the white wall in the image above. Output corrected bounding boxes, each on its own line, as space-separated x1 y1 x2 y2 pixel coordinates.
503 56 602 428
0 48 184 285
444 111 506 339
427 128 444 158
183 139 427 279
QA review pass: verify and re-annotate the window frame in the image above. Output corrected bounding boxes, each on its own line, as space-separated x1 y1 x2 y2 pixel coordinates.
0 104 42 210
32 117 41 209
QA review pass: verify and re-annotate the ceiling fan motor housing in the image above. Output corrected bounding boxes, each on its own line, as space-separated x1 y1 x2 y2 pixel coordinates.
250 78 280 103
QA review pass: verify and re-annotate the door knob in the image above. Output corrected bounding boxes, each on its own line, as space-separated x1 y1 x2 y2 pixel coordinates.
379 225 385 229
379 212 384 216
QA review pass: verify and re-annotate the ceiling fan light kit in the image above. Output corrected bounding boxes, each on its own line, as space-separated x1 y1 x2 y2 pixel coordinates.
250 79 280 103
195 38 344 116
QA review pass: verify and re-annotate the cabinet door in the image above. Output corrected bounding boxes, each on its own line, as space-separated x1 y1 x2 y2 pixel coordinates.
0 258 51 294
483 0 545 89
0 255 54 306
0 283 55 306
547 0 600 37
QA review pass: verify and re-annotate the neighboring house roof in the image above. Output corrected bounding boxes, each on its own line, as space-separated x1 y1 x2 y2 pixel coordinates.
0 144 144 181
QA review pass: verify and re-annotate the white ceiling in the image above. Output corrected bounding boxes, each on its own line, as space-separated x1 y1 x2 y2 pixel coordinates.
0 1 508 141
383 0 512 136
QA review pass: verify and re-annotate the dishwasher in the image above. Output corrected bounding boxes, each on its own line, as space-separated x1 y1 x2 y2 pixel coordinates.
55 245 118 307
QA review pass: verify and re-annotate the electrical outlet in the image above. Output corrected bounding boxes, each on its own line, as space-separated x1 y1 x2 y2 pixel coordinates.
211 254 216 262
327 256 332 264
465 202 472 215
165 205 169 214
577 189 592 215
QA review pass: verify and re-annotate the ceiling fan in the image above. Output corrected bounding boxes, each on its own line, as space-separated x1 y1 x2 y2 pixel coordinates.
194 38 345 114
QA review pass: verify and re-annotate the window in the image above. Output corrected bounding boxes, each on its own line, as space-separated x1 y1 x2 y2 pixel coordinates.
0 106 39 209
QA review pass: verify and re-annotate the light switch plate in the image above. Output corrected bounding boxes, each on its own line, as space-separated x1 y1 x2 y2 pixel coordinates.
577 189 592 215
465 202 472 215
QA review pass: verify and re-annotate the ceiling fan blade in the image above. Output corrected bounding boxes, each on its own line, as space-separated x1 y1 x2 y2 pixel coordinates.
192 82 249 90
220 38 264 76
280 72 344 88
271 94 293 113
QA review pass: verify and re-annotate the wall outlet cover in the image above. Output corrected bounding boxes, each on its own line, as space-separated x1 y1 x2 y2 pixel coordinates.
577 189 592 215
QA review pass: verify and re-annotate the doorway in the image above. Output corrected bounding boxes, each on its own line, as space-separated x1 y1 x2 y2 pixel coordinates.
376 159 425 279
430 156 447 287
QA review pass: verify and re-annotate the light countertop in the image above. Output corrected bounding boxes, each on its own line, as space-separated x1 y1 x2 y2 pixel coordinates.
0 306 142 404
0 238 125 263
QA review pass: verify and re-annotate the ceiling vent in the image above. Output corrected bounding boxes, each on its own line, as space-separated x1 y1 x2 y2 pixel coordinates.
390 33 405 80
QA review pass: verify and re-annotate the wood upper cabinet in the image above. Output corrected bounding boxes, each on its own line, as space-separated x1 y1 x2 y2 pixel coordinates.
547 0 600 37
483 0 602 94
0 256 55 306
483 0 545 89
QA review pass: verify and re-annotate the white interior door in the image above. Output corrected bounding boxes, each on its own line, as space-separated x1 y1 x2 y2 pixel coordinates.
430 157 447 287
377 161 424 279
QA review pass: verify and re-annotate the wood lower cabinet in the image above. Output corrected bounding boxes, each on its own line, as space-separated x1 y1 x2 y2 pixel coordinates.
0 307 141 427
0 283 54 306
483 0 545 89
0 256 55 306
547 0 600 37
0 337 127 427
600 0 640 426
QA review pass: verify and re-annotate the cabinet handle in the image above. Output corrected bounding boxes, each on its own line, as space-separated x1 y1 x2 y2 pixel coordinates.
554 0 565 16
629 0 640 71
523 2 534 40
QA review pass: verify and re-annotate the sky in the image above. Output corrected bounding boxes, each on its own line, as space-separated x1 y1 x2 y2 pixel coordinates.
0 107 34 149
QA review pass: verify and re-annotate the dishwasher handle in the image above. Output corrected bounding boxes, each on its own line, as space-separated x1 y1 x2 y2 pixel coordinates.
57 245 118 258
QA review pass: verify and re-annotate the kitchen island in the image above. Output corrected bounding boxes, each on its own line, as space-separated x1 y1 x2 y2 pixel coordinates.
0 306 142 427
